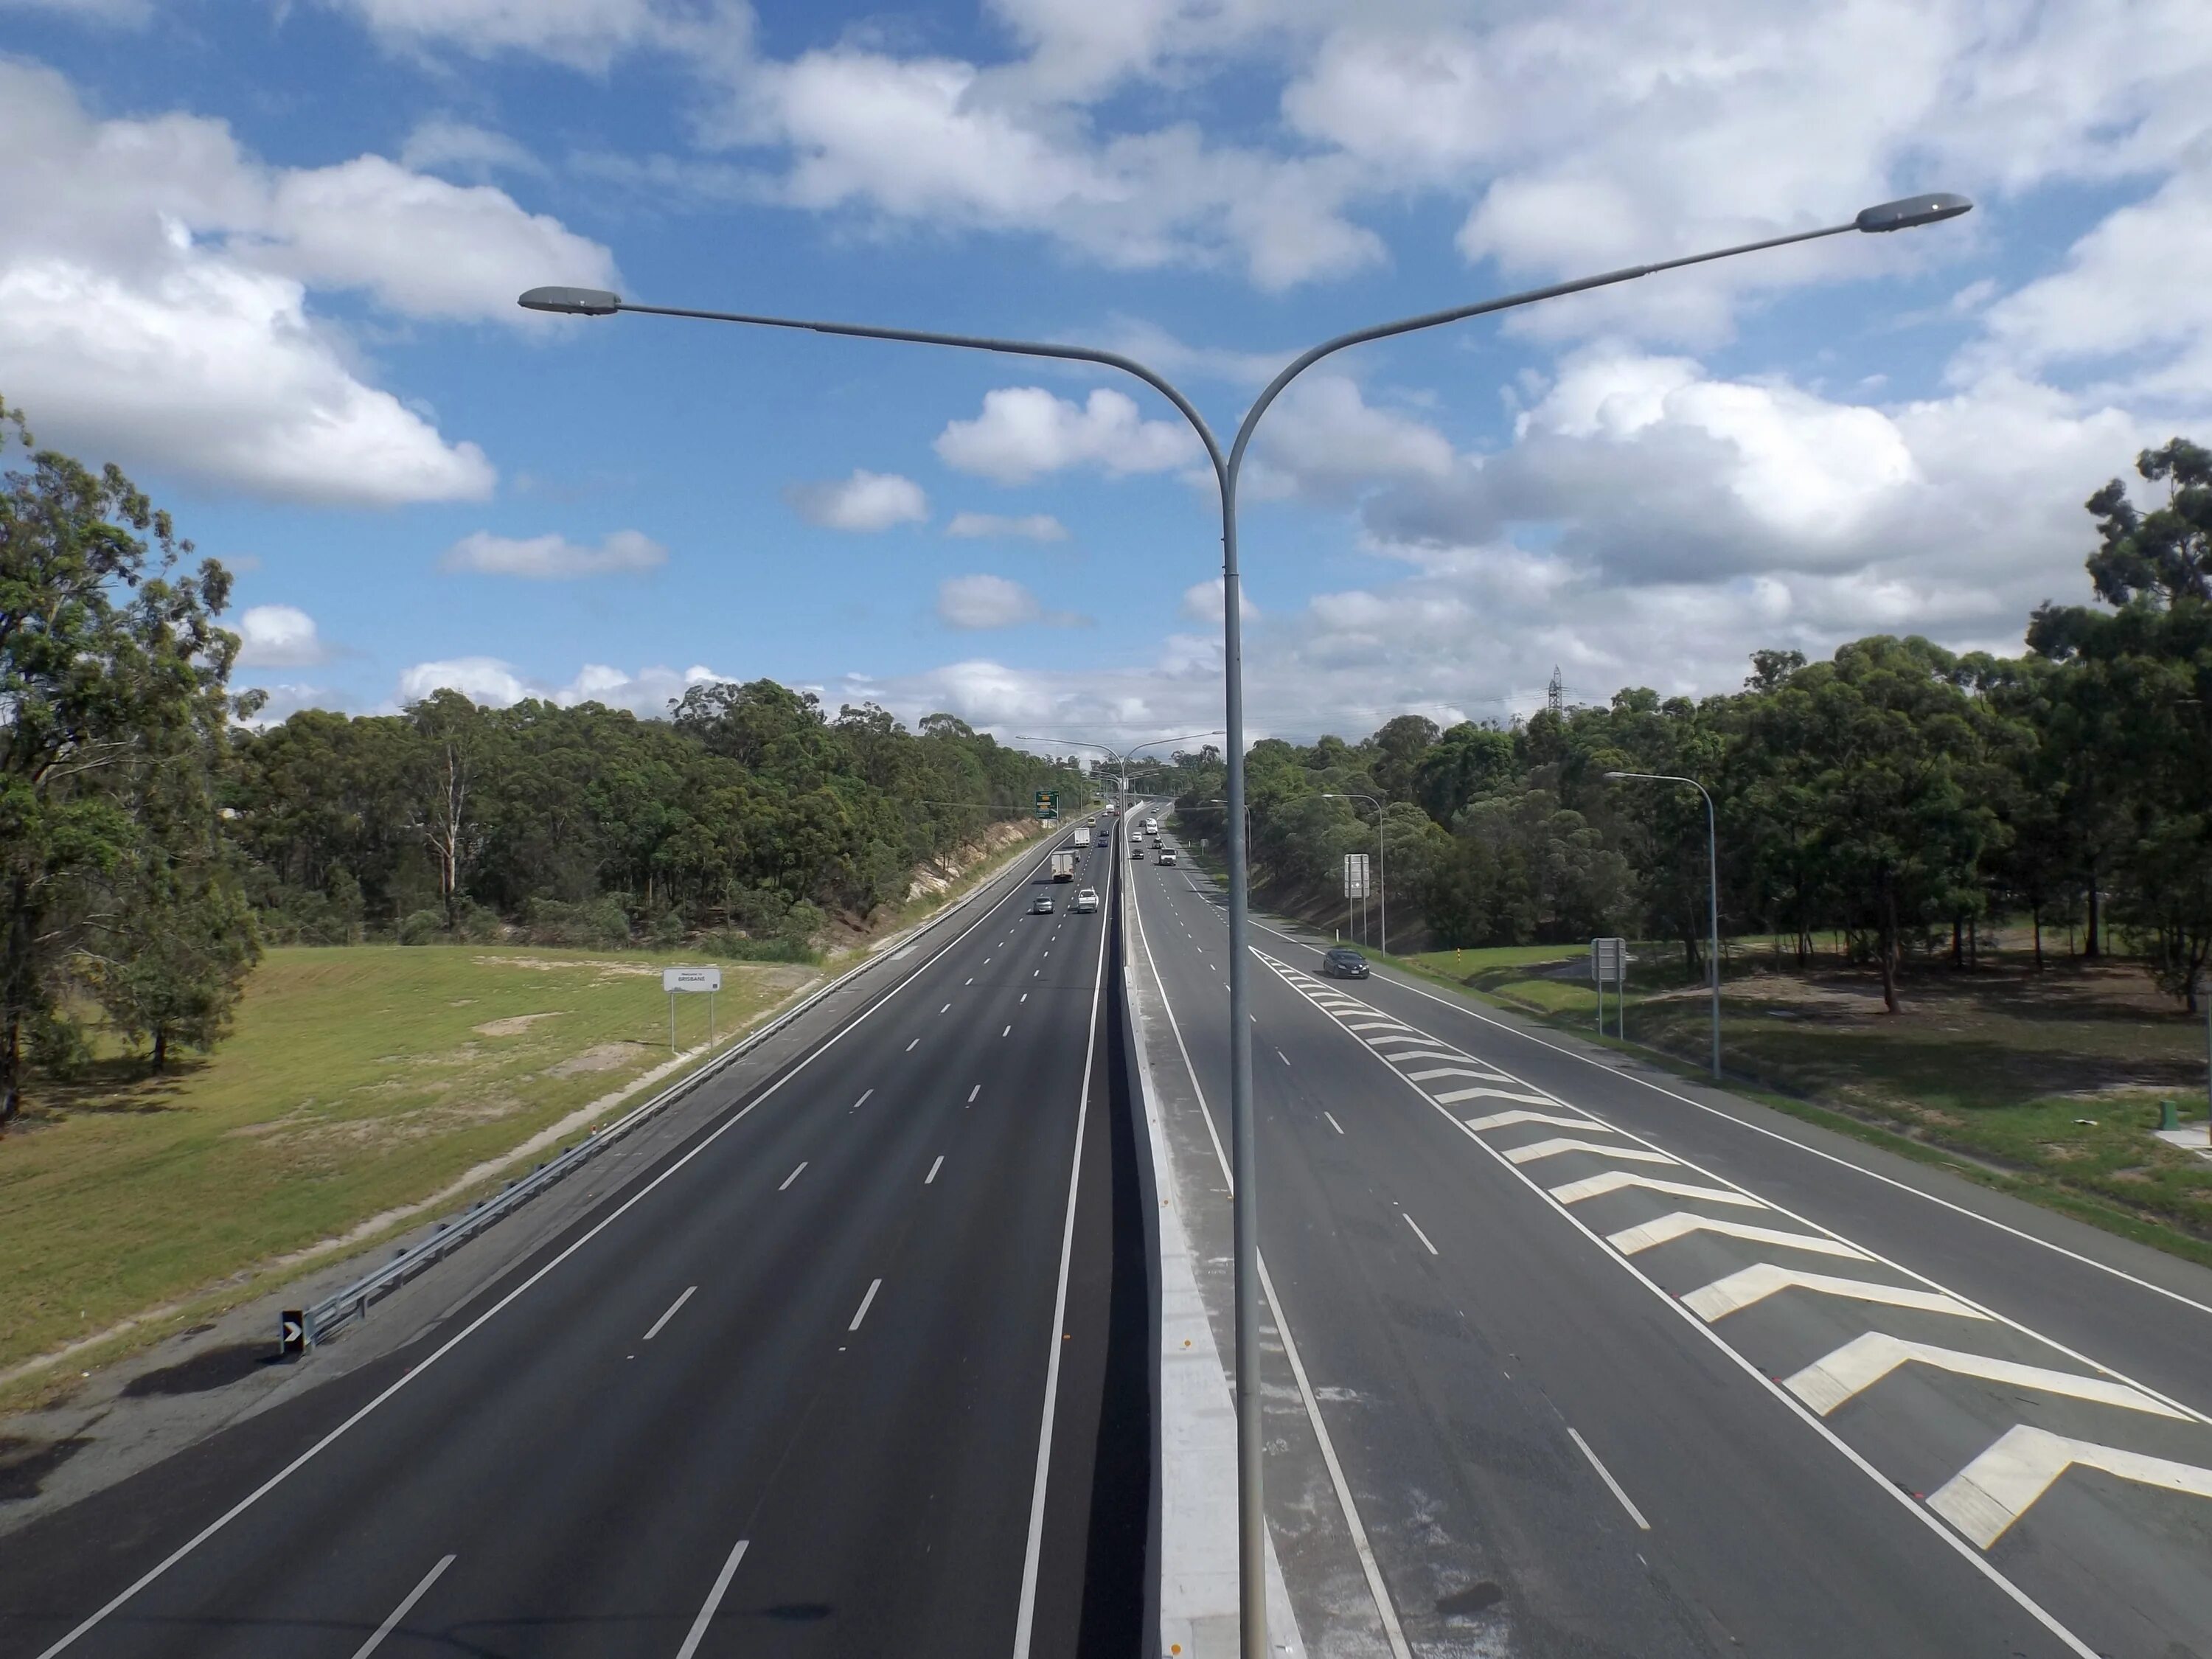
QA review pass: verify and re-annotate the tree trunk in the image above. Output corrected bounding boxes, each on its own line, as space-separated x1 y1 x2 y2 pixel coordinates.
1879 888 1902 1014
2085 869 2102 959
1 1011 18 1128
2031 902 2044 973
150 1026 168 1074
1951 916 1964 969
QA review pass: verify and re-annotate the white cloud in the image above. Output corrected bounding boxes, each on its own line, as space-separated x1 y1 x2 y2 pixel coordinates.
443 529 667 578
1247 375 1455 501
1180 577 1258 625
397 655 535 707
936 386 1197 484
235 604 328 668
783 469 930 532
328 0 681 69
0 60 619 501
398 118 545 180
392 655 726 715
946 511 1068 541
936 573 1088 630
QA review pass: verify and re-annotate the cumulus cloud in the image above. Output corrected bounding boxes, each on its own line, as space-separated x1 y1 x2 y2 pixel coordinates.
1180 577 1259 625
442 529 667 578
393 656 728 715
399 118 544 179
327 0 681 70
936 386 1197 484
235 604 328 668
0 59 616 503
936 573 1088 630
783 469 930 532
397 655 535 707
946 511 1069 541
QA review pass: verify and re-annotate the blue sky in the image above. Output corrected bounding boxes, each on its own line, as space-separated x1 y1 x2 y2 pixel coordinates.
4 0 2206 746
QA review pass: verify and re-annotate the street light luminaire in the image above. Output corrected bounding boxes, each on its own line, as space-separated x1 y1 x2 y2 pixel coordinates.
1854 192 1973 232
519 286 622 315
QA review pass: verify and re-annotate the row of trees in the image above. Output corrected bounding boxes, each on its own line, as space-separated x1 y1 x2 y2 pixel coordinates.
1170 439 2212 1016
1 400 1084 1122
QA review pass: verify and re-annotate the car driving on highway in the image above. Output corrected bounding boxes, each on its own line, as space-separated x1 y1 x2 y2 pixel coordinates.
1157 849 1177 866
1131 842 1144 859
1030 892 1054 914
1321 946 1368 978
1074 887 1099 913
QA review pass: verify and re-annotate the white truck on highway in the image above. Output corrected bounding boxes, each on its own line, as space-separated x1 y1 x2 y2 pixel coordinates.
1050 850 1078 881
1074 825 1093 847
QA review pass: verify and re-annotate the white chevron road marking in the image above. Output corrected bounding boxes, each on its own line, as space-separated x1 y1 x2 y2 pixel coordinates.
1785 1332 2185 1420
1607 1211 1867 1259
1550 1170 1768 1208
1435 1085 1554 1107
1506 1138 1676 1166
1466 1109 1607 1133
1683 1264 1987 1323
1930 1425 2212 1548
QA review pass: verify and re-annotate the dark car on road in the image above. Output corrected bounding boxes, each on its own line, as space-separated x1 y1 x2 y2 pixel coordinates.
1321 947 1369 978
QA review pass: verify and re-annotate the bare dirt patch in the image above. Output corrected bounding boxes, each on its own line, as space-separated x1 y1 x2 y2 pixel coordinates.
548 1043 646 1077
473 1012 566 1037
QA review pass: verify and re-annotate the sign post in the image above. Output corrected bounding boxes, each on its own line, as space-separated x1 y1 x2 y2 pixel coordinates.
662 966 724 1054
1590 938 1627 1038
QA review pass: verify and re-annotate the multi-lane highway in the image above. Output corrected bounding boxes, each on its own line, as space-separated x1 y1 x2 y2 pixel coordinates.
1 824 1127 1659
1127 827 2212 1658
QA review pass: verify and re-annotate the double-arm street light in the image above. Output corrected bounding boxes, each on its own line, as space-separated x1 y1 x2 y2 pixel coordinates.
1320 793 1387 955
1605 771 1722 1081
1017 732 1222 819
520 187 1967 1658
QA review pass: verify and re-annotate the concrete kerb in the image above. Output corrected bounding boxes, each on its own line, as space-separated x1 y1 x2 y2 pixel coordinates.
1119 859 1306 1659
305 831 1062 1346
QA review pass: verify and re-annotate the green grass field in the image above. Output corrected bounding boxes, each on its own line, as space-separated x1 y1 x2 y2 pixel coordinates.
0 945 812 1394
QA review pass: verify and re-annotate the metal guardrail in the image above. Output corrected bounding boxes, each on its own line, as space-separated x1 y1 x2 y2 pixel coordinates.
302 836 1059 1346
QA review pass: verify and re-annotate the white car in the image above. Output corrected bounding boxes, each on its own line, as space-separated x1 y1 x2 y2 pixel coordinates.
1074 886 1100 913
1157 849 1178 866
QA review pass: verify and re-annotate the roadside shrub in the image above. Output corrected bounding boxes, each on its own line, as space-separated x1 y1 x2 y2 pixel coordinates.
397 909 446 946
699 929 819 964
522 895 632 948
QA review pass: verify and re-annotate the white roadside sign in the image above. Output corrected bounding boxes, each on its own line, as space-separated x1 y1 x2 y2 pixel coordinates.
663 967 723 994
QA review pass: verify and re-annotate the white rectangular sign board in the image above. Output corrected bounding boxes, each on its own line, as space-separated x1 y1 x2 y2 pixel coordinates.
1343 852 1371 898
663 967 723 994
1590 938 1627 978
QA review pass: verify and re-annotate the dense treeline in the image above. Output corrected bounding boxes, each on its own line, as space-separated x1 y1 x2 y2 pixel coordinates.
1172 439 2212 1016
1 400 1083 1121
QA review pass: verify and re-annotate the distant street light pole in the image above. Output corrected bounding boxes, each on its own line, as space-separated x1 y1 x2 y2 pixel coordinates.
1321 793 1387 956
520 190 1967 1658
1606 771 1722 1081
1016 731 1221 820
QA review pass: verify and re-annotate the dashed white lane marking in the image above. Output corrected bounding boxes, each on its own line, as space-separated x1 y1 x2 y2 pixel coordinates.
779 1162 806 1191
675 1537 750 1659
967 977 975 986
644 1285 698 1341
1034 969 1042 978
905 1038 919 1052
926 1155 945 1186
1551 1170 1766 1208
1931 1426 2212 1548
1684 1264 1987 1323
1003 1025 1012 1037
967 1084 981 1104
941 1003 951 1015
348 1554 454 1659
1021 992 1029 1003
1277 1049 1290 1065
1402 1211 1439 1256
1506 1138 1676 1166
850 1089 873 1112
849 1279 883 1332
1786 1332 2183 1420
1436 1085 1555 1107
1608 1212 1866 1259
1467 1108 1611 1133
1324 1111 1345 1135
1567 1430 1651 1531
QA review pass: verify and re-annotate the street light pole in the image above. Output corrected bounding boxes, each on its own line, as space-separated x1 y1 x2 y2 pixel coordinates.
520 189 1966 1658
1321 793 1388 956
1605 771 1722 1081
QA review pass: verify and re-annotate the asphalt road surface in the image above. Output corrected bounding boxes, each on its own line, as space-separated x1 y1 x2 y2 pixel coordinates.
1129 837 2212 1658
1 825 1124 1659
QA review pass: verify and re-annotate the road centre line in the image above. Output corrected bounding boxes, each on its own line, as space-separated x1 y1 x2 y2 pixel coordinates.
905 1038 919 1052
26 830 1062 1659
968 1084 981 1103
1402 1212 1439 1256
1249 913 2212 1328
643 1285 697 1341
849 1279 883 1332
927 1155 945 1186
1021 992 1029 1003
1324 1111 1345 1135
942 1004 951 1015
1277 1049 1290 1065
1566 1430 1651 1531
851 1088 873 1112
347 1553 455 1659
675 1537 750 1659
779 1162 806 1191
1004 1025 1012 1037
1253 954 2107 1655
1126 872 1412 1659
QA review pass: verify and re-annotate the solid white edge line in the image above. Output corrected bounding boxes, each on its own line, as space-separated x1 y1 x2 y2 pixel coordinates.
1253 914 2212 1328
849 1278 883 1332
1010 812 1114 1659
643 1284 697 1342
1401 1212 1439 1256
1566 1429 1651 1531
347 1552 454 1659
1127 865 1411 1659
779 1162 806 1192
674 1537 750 1659
31 833 1061 1659
1251 952 2100 1659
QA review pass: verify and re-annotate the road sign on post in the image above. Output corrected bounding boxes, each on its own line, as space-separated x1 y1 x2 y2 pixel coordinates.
663 966 723 1052
279 1310 306 1357
1343 852 1370 897
1591 938 1627 1038
1034 788 1060 821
